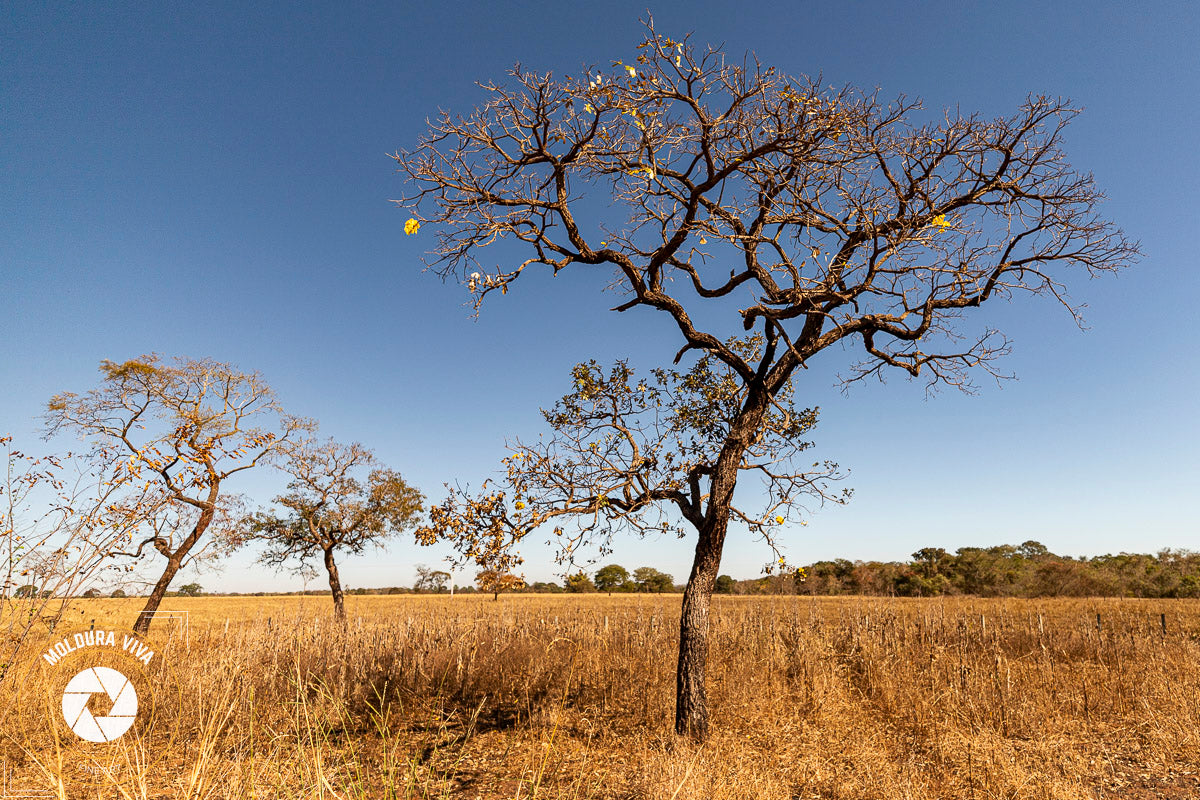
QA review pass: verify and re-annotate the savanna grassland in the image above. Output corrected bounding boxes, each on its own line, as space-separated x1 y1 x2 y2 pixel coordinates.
3 594 1200 800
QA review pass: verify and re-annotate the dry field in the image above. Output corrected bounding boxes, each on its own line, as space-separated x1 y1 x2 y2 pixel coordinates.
3 594 1200 799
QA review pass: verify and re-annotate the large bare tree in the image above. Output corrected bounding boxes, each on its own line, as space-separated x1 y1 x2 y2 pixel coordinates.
45 355 310 634
394 20 1138 740
242 437 424 620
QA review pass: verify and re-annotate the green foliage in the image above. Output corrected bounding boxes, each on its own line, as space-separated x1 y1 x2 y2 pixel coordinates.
564 572 596 593
595 564 632 593
110 589 127 598
793 542 1200 598
714 575 736 594
632 567 674 593
413 564 451 593
177 582 203 597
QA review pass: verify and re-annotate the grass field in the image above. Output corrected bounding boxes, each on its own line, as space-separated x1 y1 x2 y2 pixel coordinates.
3 594 1200 799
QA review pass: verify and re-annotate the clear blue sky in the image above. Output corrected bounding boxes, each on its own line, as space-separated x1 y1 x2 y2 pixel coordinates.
3 1 1197 592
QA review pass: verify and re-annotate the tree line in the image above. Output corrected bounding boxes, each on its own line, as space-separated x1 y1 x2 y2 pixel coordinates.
53 542 1200 603
794 543 1200 599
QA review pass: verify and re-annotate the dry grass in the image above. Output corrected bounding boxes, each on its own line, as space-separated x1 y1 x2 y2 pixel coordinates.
2 594 1200 799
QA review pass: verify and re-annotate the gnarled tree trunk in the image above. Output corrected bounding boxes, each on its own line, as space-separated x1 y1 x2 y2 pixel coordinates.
675 513 730 740
133 507 212 635
675 391 768 741
324 546 346 621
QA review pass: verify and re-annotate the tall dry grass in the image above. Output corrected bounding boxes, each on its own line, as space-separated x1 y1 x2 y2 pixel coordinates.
2 595 1199 799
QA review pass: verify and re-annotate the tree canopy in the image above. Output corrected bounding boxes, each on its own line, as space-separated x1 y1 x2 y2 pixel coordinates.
44 354 310 633
242 437 423 619
395 18 1137 741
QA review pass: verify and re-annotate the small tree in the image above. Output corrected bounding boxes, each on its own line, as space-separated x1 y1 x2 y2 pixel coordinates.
243 438 423 620
475 568 525 600
595 564 632 593
396 20 1137 739
564 572 596 593
2 435 153 677
713 575 735 594
176 582 203 597
45 355 309 634
633 567 675 593
413 564 451 593
110 589 127 598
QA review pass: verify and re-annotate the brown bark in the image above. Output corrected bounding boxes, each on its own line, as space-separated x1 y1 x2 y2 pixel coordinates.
324 546 345 621
133 506 213 635
674 513 729 740
674 392 768 741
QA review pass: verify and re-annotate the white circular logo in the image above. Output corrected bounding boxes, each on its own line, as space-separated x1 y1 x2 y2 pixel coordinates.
60 666 138 743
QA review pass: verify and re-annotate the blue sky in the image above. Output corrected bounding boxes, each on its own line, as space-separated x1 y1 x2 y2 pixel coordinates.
3 1 1197 592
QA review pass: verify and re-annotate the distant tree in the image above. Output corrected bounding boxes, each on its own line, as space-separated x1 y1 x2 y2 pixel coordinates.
1018 540 1050 560
398 20 1137 740
176 582 203 597
81 588 102 599
713 575 736 595
912 547 950 579
45 355 310 634
414 564 451 593
476 568 525 600
529 581 563 593
791 567 807 593
14 585 39 599
564 572 596 593
595 564 633 593
110 589 127 598
633 567 675 593
242 437 423 620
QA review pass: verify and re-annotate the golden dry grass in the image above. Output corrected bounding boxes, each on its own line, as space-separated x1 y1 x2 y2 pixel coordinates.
3 594 1200 799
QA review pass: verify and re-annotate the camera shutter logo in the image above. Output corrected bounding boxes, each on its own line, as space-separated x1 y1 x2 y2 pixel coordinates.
60 666 138 743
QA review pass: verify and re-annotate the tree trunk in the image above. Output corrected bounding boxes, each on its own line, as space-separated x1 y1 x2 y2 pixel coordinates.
133 505 213 636
675 512 730 740
324 547 345 621
133 554 183 636
674 389 768 741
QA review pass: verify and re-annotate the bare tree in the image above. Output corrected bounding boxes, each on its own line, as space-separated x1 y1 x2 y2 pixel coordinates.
242 437 423 620
44 355 310 634
413 564 451 593
393 20 1138 740
0 435 151 683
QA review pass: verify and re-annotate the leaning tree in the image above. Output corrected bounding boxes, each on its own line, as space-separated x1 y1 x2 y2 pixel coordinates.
242 437 424 620
393 20 1138 740
45 355 310 634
